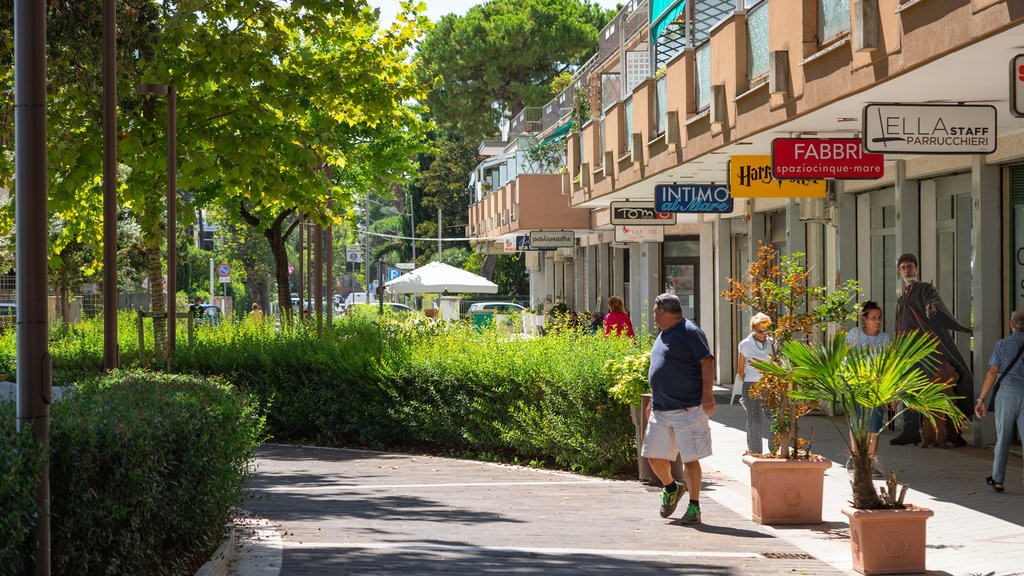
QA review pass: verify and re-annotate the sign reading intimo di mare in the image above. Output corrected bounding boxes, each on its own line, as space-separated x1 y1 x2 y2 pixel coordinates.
654 184 734 213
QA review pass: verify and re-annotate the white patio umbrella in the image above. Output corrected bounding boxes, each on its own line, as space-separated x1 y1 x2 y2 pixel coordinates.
384 261 498 294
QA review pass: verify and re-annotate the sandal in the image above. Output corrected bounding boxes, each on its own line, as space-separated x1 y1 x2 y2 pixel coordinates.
986 476 1005 492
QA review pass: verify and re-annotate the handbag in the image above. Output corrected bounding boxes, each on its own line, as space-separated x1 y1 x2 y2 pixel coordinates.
989 340 1024 412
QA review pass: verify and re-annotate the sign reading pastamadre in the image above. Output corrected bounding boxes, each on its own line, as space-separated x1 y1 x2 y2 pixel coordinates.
529 230 575 248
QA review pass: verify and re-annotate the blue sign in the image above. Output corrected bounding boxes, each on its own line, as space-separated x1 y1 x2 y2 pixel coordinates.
387 267 401 282
654 184 734 213
515 235 555 252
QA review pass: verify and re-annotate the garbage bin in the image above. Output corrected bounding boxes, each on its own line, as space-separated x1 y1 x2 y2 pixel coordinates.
470 310 494 331
634 393 685 484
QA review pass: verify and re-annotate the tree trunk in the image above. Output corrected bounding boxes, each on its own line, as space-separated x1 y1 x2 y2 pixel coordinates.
145 242 166 360
263 215 296 322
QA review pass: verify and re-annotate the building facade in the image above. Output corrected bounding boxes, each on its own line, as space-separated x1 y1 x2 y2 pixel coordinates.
465 0 1024 445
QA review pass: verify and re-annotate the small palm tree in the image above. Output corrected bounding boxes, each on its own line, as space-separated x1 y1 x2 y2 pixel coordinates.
754 331 964 509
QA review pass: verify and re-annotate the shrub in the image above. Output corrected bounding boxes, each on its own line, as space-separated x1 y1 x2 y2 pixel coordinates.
17 371 265 575
0 403 45 573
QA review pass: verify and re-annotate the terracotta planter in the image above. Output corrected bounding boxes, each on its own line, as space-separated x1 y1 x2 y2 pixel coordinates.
741 454 832 524
842 505 934 575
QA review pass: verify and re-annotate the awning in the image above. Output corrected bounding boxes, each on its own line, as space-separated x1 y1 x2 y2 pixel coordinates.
540 121 572 144
651 0 686 44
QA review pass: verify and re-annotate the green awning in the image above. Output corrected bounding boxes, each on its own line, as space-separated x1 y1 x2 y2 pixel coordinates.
651 0 686 44
540 121 572 144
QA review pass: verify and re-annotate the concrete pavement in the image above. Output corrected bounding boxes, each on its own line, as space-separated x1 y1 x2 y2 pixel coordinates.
226 394 1024 576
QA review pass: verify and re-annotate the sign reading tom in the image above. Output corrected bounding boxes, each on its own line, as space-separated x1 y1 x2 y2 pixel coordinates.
862 103 997 154
609 202 677 225
655 184 734 213
529 230 575 248
729 156 827 198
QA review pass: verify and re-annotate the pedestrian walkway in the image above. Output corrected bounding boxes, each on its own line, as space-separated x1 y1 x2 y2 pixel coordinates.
228 396 1023 576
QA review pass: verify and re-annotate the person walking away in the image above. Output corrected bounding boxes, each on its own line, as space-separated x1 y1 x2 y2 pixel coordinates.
249 302 265 323
641 293 716 525
974 309 1024 493
604 296 635 338
190 296 204 319
737 312 775 455
846 300 892 475
891 253 973 446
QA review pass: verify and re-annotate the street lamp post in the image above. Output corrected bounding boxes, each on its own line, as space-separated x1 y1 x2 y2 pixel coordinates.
136 83 176 368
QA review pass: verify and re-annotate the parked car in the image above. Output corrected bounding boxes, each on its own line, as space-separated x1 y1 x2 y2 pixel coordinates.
342 302 413 316
0 302 15 331
467 302 527 317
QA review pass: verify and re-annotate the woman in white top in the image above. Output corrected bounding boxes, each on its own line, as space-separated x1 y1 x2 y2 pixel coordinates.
737 312 775 454
846 300 892 434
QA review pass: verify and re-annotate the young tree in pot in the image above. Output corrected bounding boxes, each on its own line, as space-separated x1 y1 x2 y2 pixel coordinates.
722 242 861 458
755 331 964 508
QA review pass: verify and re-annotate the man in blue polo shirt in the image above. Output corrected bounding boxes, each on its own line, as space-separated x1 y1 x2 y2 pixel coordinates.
641 293 717 525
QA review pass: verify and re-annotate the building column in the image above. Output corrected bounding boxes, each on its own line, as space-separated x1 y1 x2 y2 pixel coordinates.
835 182 857 290
785 198 806 257
709 217 730 383
894 159 920 259
972 156 1001 447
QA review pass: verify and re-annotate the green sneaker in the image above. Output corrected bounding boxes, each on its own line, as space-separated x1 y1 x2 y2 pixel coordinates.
659 482 686 518
680 503 701 525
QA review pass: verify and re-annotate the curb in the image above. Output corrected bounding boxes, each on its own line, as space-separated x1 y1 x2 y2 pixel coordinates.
194 523 237 576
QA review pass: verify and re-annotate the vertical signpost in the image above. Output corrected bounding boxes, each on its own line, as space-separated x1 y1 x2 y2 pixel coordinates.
218 263 230 313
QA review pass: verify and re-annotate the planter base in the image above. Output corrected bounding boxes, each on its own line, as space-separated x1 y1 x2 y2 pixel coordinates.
742 454 832 524
842 505 934 575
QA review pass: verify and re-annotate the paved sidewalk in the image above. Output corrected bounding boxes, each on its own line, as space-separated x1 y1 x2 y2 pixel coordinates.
231 398 1023 576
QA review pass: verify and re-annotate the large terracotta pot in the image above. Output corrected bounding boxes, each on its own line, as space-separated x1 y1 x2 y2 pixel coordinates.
842 505 934 575
741 454 832 524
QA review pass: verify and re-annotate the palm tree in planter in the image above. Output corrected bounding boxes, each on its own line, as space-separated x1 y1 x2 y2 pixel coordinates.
756 331 964 574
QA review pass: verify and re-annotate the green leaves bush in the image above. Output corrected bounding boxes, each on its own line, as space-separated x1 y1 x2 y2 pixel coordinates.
1 370 265 575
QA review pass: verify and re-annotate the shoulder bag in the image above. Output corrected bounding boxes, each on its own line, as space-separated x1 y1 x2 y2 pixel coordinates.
989 340 1024 412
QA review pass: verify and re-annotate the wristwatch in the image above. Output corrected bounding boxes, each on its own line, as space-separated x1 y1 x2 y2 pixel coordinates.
976 397 985 404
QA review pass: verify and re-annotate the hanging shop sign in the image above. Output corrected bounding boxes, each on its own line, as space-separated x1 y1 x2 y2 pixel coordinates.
771 138 884 180
728 156 827 198
529 230 575 248
511 235 554 252
1012 55 1024 118
654 184 734 213
609 202 677 225
862 103 997 154
615 225 665 243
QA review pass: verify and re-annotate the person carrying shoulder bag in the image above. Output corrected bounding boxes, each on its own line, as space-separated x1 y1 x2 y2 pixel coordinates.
974 309 1024 493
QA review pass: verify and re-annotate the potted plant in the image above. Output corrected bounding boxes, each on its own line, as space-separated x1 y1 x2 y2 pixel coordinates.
722 242 861 523
757 331 964 574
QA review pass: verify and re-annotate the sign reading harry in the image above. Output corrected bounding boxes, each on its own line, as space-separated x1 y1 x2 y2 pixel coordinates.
862 103 997 154
655 184 734 213
729 156 826 198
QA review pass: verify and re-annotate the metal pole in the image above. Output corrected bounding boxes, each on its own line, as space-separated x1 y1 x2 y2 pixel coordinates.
365 199 370 302
102 0 118 370
410 191 416 264
437 208 442 262
314 221 323 329
15 0 52 571
166 86 176 368
209 258 214 304
326 193 334 324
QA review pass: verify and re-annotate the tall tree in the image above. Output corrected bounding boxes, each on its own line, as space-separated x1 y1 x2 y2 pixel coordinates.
413 0 612 142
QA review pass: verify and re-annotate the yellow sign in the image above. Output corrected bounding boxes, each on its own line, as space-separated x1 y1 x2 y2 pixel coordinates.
729 156 827 198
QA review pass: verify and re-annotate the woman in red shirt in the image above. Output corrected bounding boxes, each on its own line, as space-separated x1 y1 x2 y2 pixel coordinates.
604 295 635 338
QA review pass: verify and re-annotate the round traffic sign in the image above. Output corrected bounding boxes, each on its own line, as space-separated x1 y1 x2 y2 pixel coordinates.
218 263 231 277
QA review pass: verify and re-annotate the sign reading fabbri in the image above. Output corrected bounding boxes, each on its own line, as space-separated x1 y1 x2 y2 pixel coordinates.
655 184 734 213
862 103 997 154
609 202 677 225
729 156 827 198
529 230 575 248
771 138 884 180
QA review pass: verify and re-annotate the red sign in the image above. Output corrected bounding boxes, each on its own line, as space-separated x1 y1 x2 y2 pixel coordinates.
772 138 884 180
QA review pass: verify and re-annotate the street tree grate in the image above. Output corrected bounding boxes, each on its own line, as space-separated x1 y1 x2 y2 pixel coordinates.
762 551 816 560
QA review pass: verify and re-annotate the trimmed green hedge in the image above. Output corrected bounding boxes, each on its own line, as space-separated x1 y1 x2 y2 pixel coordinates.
1 371 265 575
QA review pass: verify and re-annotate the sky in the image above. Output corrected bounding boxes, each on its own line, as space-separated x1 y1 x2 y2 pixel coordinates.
369 0 623 28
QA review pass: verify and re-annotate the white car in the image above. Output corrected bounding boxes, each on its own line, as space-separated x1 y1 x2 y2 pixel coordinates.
467 302 527 315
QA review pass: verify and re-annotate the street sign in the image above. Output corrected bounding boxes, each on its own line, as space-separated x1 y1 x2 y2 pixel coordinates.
387 267 401 282
655 184 735 213
217 263 230 277
771 138 884 180
346 247 363 263
1012 55 1024 118
862 103 997 154
609 202 677 225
